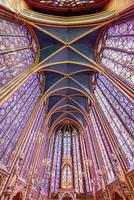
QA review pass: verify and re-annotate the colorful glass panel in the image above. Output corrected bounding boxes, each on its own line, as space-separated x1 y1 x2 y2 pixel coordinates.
94 74 134 169
43 126 91 194
97 19 134 85
0 73 41 166
62 165 72 189
0 17 38 87
20 105 45 181
90 106 115 182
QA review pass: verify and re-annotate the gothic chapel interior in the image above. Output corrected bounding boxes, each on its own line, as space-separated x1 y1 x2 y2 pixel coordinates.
0 0 134 200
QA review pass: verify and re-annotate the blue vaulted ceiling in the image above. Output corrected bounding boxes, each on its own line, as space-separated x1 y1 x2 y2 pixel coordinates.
37 25 96 43
34 24 100 129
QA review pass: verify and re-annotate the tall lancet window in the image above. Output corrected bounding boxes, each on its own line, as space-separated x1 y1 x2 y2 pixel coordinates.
62 165 72 189
0 16 38 87
94 74 134 169
97 18 134 86
0 73 42 167
43 124 91 194
90 106 115 182
63 131 71 159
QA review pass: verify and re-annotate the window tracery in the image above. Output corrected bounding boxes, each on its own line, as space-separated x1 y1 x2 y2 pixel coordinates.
97 19 134 85
0 10 133 200
85 125 101 190
94 74 134 169
0 17 38 87
43 125 91 194
90 106 115 182
62 165 72 189
43 134 55 194
80 134 91 192
72 130 83 193
0 73 42 167
20 105 45 181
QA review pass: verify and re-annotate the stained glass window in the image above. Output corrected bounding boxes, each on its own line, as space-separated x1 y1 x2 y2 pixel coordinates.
0 73 42 167
72 130 83 193
20 105 45 181
97 18 134 85
63 131 71 159
51 132 62 193
62 165 72 189
43 125 91 194
85 125 101 190
43 134 55 194
33 124 49 190
90 106 115 182
80 134 91 192
94 74 134 169
0 17 38 87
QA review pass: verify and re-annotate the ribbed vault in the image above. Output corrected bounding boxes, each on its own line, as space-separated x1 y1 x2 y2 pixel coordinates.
32 23 101 131
0 4 134 200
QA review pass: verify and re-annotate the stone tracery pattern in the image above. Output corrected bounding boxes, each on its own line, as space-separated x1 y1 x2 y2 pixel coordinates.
0 17 38 87
43 125 92 195
90 106 115 183
97 19 134 85
20 105 45 181
0 7 134 200
94 74 134 169
43 134 55 194
0 73 42 166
